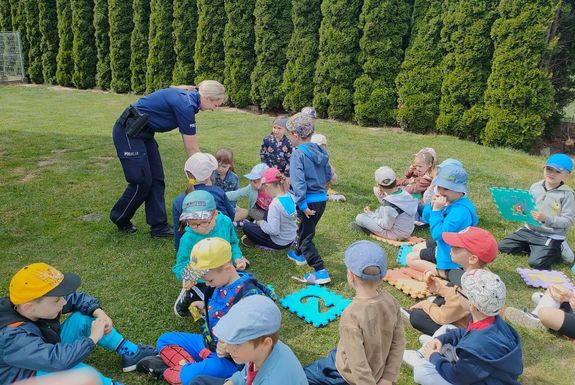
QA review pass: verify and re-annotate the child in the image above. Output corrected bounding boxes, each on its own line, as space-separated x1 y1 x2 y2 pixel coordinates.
499 153 575 270
353 166 418 240
284 113 332 284
505 285 575 339
241 168 298 250
259 116 292 176
397 148 438 202
305 241 405 385
406 164 479 276
0 263 156 385
405 269 523 385
226 163 270 222
191 295 308 385
173 152 236 250
311 133 345 202
407 227 498 336
172 191 249 318
137 238 275 383
213 148 239 193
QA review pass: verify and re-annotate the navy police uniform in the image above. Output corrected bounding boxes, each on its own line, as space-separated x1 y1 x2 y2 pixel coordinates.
110 88 199 236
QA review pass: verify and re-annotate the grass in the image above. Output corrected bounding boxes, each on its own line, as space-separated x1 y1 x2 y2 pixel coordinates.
1 84 574 384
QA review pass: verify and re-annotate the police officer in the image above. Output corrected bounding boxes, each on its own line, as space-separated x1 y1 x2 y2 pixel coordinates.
110 80 227 238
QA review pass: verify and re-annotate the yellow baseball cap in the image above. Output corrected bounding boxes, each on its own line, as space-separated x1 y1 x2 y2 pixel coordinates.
186 238 232 283
9 263 81 305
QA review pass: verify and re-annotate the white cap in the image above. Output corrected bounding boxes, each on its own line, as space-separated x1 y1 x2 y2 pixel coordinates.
374 166 396 186
311 133 327 146
461 269 506 316
184 152 218 181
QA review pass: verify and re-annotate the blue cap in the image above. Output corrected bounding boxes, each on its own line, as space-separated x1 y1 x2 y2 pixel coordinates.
244 163 269 180
438 158 463 169
212 295 281 344
546 153 573 173
343 241 387 281
433 164 468 193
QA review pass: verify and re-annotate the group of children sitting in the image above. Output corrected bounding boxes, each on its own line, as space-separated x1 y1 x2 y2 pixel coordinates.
3 107 575 385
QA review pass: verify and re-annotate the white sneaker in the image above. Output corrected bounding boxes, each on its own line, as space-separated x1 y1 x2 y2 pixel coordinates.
426 295 437 303
419 334 433 346
402 350 426 369
400 308 411 322
531 292 544 305
504 307 546 330
561 241 574 263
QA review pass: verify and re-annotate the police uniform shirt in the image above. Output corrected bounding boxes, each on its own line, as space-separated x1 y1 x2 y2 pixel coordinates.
133 88 200 135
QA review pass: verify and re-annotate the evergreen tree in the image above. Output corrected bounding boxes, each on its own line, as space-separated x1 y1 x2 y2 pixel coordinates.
223 0 255 107
130 0 150 93
71 0 96 89
194 0 225 83
24 0 43 83
56 0 74 86
109 0 132 92
93 0 110 89
353 0 411 126
483 0 560 150
172 0 197 85
313 0 362 120
251 0 292 110
395 0 445 133
435 0 498 141
11 0 28 74
282 0 322 112
0 0 11 31
146 0 174 92
39 0 59 84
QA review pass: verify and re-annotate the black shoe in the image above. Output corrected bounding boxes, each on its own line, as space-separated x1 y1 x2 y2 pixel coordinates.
117 222 137 234
173 288 193 318
136 355 168 380
151 226 174 239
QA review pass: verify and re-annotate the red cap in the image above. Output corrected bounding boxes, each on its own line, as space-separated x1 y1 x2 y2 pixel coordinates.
442 227 498 263
261 167 282 184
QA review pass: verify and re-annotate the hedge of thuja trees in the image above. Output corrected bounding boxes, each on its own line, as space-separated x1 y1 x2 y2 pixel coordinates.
395 0 444 133
146 0 174 92
482 0 560 150
313 0 362 120
11 0 28 73
55 0 73 86
435 0 498 141
172 0 196 85
71 0 96 89
130 0 149 93
0 1 11 31
25 0 43 84
39 0 58 84
109 0 132 93
251 0 292 111
194 0 225 83
353 0 411 126
93 0 110 89
223 0 255 108
282 0 322 112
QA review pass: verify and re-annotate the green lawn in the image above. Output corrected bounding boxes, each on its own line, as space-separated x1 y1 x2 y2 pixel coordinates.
1 84 574 385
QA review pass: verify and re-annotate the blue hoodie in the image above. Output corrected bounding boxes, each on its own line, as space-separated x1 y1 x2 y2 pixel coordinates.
422 197 479 270
289 142 331 211
430 316 523 385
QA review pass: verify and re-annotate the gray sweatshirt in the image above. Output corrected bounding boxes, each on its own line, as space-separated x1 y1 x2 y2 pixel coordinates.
526 180 575 238
373 189 419 239
259 194 298 246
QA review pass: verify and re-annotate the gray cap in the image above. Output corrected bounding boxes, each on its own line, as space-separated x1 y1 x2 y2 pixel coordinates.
461 269 506 316
374 166 396 187
213 295 281 344
344 240 387 281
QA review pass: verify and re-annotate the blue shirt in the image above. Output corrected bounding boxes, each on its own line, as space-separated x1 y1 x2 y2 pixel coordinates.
133 88 200 135
212 170 239 193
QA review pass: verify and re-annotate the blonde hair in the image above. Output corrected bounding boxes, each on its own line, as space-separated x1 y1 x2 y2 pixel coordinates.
198 80 228 103
415 148 438 178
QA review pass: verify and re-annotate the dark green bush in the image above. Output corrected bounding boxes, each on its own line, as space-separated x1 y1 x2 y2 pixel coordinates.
71 0 96 89
146 0 174 92
313 0 362 120
172 0 197 86
25 0 43 83
353 0 411 126
55 0 73 86
282 0 322 112
0 1 11 30
130 0 149 93
39 0 58 84
11 0 28 74
109 0 132 93
194 0 225 83
93 0 110 89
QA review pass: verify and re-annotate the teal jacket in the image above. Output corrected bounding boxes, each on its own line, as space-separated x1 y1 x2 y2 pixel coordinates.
226 185 258 210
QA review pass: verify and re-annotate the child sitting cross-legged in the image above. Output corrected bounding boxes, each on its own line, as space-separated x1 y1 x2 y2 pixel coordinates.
0 263 156 385
406 164 478 277
190 295 308 385
352 166 418 240
212 148 239 194
172 190 248 318
407 227 498 337
137 238 275 384
305 241 405 385
226 163 270 223
404 269 523 385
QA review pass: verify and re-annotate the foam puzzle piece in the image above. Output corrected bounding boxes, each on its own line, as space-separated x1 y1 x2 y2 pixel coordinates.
370 234 426 247
279 285 351 327
490 187 539 226
396 245 413 267
384 267 432 298
517 268 575 290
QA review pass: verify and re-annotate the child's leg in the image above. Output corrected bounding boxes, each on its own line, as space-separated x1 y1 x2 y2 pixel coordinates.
528 240 562 270
173 192 186 250
304 349 347 385
298 201 327 271
234 207 248 222
413 360 453 385
538 308 570 333
36 363 112 385
189 376 227 385
354 213 386 236
409 308 444 336
407 241 438 273
247 207 265 221
498 228 531 255
242 221 284 249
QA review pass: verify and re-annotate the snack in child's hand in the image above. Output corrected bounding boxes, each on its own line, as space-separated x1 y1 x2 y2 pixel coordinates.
424 271 435 284
189 303 202 322
549 284 572 302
